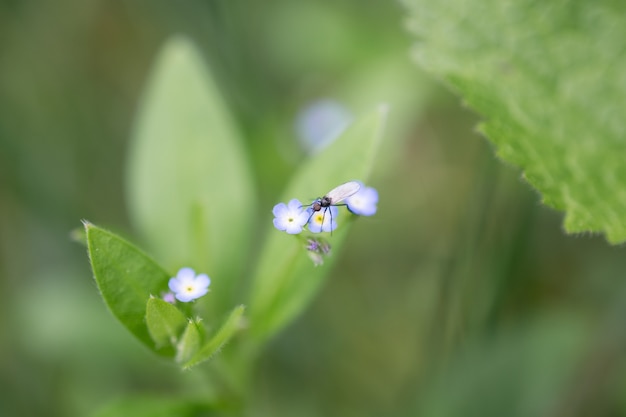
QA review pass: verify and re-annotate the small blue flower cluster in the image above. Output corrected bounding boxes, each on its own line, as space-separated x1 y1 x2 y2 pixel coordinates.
272 181 378 235
272 181 377 266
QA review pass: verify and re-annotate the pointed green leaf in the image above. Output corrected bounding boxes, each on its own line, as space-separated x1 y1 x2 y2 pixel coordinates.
248 106 388 343
175 319 202 364
127 35 255 309
146 297 187 349
183 305 246 369
84 221 170 354
404 0 626 243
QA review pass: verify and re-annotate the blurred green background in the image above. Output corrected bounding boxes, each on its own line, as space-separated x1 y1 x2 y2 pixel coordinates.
1 1 625 416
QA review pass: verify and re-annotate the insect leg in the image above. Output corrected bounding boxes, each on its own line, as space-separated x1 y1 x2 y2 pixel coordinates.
328 206 333 236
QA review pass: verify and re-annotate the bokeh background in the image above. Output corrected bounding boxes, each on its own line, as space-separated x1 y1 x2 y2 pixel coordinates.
2 1 626 416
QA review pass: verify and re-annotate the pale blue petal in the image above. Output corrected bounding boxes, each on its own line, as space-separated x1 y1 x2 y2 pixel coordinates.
272 202 288 217
195 274 211 288
287 199 304 211
273 217 287 231
169 277 183 293
285 222 304 234
176 267 196 281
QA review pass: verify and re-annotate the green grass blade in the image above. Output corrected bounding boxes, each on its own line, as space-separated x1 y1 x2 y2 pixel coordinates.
248 105 388 344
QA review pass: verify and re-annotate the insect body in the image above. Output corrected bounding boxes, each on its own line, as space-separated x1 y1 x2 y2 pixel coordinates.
311 181 361 212
308 181 361 233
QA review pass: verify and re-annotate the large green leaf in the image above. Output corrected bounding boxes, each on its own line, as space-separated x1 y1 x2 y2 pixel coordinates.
84 221 171 354
127 35 255 311
404 0 626 243
248 106 387 344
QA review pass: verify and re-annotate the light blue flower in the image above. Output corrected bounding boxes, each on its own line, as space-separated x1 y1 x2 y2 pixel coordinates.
346 183 378 216
273 199 310 234
296 99 352 154
168 267 211 302
308 205 338 233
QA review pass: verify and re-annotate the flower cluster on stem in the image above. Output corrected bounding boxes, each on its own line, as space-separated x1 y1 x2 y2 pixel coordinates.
271 181 378 265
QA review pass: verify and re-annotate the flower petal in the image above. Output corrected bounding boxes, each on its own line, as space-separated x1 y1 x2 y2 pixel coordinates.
346 186 378 216
176 267 196 281
193 286 209 299
175 292 195 302
287 198 304 211
195 274 211 288
285 222 304 234
272 202 288 217
273 217 286 231
168 277 183 293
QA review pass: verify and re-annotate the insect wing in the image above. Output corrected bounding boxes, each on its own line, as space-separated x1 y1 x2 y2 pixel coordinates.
325 181 361 204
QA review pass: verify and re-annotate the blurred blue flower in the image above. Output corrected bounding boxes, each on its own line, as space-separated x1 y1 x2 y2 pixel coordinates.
346 183 378 216
273 199 310 234
308 205 338 233
305 237 332 266
168 267 211 302
305 238 331 254
296 99 352 154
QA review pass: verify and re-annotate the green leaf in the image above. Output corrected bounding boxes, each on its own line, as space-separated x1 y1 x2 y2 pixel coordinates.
127 35 255 309
91 395 214 417
145 297 187 349
404 0 626 243
183 305 246 369
84 221 171 354
413 315 589 416
176 318 202 364
248 106 388 344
